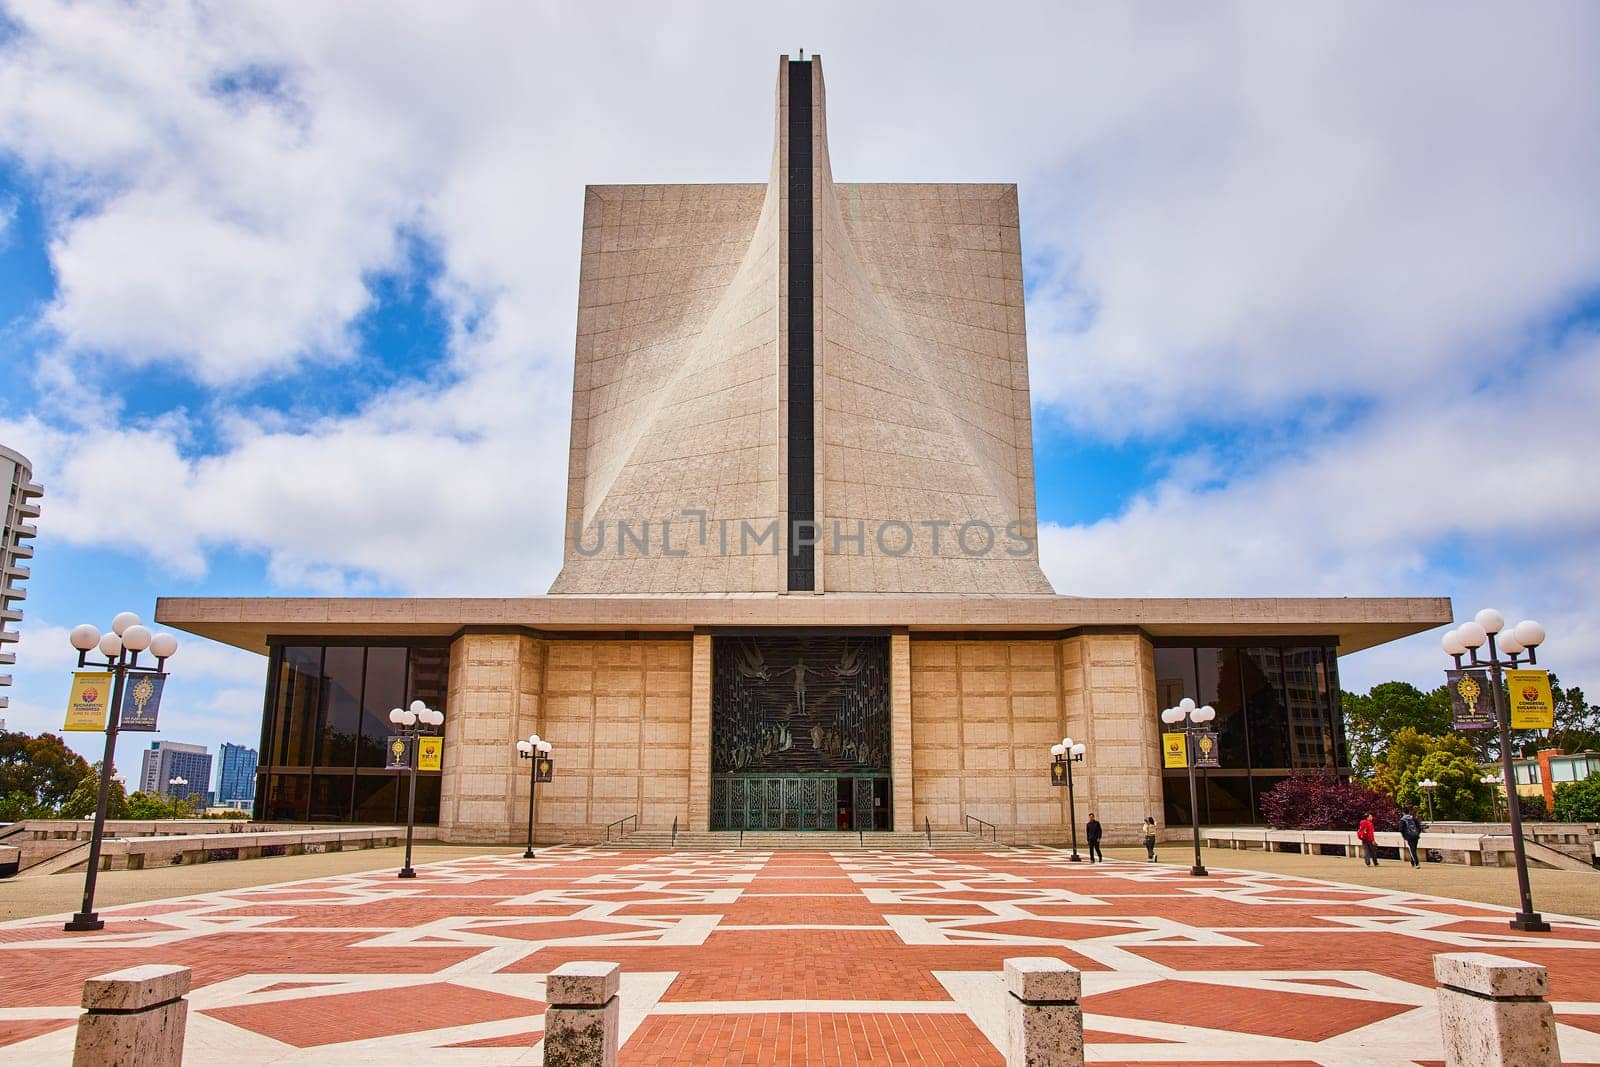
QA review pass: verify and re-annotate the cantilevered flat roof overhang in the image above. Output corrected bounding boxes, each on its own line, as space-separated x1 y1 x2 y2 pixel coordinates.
155 594 1451 657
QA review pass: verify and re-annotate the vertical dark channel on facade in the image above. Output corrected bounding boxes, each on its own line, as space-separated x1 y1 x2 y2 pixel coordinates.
786 60 815 591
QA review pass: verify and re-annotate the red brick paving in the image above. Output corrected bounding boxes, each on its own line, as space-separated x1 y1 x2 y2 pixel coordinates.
621 1012 1002 1066
1081 978 1410 1042
204 981 546 1047
4 848 1599 1063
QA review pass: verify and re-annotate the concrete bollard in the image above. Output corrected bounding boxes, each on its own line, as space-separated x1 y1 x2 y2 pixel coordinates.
1003 957 1083 1067
1434 952 1560 1067
543 961 620 1067
73 964 191 1067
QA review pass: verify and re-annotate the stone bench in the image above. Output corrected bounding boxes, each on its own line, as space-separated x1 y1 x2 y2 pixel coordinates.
95 827 404 870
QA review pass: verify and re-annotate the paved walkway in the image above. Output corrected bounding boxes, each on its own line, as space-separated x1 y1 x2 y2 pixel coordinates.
2 848 1599 1064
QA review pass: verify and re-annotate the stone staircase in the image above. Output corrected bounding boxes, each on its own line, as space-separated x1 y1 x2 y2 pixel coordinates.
608 829 999 851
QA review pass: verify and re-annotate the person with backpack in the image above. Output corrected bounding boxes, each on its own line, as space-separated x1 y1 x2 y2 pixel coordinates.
1085 813 1104 863
1357 812 1379 866
1142 816 1158 861
1399 808 1425 868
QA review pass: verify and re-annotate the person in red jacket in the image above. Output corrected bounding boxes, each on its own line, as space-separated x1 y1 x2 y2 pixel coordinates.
1357 812 1379 866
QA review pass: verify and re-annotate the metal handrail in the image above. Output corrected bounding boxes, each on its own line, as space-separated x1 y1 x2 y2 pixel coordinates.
925 816 932 847
965 814 998 841
671 816 679 848
605 814 638 841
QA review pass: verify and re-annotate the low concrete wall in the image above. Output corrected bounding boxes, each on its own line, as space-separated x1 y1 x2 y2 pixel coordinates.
91 827 405 872
1199 826 1595 870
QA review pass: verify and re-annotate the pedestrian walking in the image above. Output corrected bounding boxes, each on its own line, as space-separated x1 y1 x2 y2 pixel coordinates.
1357 812 1379 866
1142 816 1158 861
1085 813 1104 863
1399 808 1425 868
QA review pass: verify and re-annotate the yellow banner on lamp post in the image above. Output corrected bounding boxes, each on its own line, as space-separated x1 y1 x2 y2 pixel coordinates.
1506 669 1555 730
1162 732 1188 769
418 736 444 772
64 672 113 731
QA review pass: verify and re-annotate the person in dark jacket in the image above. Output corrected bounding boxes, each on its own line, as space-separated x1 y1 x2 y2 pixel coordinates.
1085 813 1104 863
1357 812 1379 866
1399 808 1425 867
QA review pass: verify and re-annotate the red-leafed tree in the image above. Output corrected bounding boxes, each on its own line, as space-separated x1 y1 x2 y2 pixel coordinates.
1260 773 1401 831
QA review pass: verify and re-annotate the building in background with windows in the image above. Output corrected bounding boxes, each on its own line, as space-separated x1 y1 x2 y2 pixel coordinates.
1494 749 1600 815
217 743 259 808
0 445 43 715
155 56 1450 843
139 741 213 800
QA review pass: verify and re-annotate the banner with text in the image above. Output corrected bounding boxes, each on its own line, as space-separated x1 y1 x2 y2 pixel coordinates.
1447 669 1494 731
1193 731 1220 768
1162 733 1187 769
1506 669 1555 730
118 674 165 732
418 736 444 772
63 672 112 732
386 736 411 770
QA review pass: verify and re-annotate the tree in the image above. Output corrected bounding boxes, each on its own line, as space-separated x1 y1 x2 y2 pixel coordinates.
1372 727 1488 820
1260 773 1401 831
58 763 127 820
0 730 92 815
1552 772 1600 822
123 791 176 819
1342 682 1454 778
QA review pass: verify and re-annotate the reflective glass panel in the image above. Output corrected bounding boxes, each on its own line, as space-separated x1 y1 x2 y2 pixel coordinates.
319 646 363 770
359 647 408 768
271 647 322 768
1242 647 1289 770
1197 648 1250 769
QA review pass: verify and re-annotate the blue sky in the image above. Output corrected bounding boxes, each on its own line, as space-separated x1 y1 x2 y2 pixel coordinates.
2 3 1599 794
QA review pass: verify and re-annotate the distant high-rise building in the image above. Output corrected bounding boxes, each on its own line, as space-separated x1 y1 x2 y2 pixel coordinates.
217 743 258 807
0 445 43 712
139 741 213 799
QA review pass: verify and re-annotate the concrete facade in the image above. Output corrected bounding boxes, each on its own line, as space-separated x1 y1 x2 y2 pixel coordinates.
155 55 1452 846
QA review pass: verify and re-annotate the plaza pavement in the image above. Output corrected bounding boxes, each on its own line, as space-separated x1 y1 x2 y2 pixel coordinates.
2 846 1599 1064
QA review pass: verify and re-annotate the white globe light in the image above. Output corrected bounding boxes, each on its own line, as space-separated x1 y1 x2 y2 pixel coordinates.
389 708 406 724
98 632 123 657
1474 608 1504 634
111 611 140 636
1179 697 1196 711
1514 620 1545 648
69 624 101 651
1050 743 1065 756
1161 708 1182 724
1442 630 1467 656
537 740 552 754
1498 631 1525 655
530 734 542 747
424 709 445 726
1062 736 1074 750
1457 621 1487 648
410 699 427 714
121 624 152 652
149 633 179 659
516 740 531 754
1195 705 1216 723
1071 742 1086 757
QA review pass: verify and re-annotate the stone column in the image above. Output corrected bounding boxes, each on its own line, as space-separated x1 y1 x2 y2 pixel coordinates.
439 632 546 843
543 961 620 1067
1434 952 1560 1066
1060 632 1162 842
890 628 913 831
73 964 190 1067
1003 957 1083 1067
688 632 713 831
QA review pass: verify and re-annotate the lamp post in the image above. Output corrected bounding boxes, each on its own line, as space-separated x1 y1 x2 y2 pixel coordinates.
1418 777 1438 821
1480 774 1505 821
1442 609 1550 932
389 699 444 879
1160 698 1216 877
1049 738 1086 861
168 777 189 817
64 613 179 932
515 734 553 858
